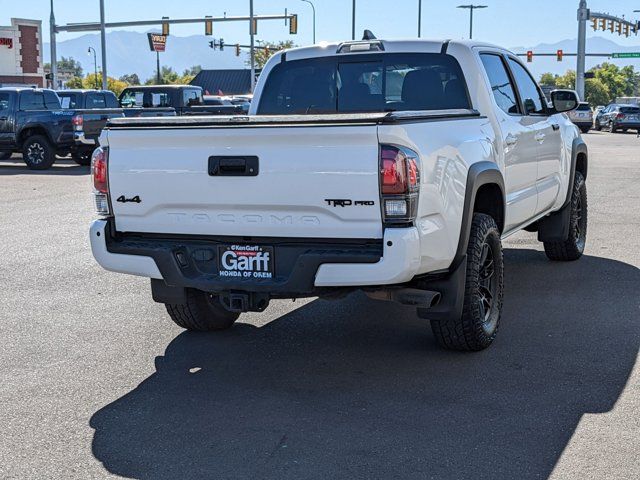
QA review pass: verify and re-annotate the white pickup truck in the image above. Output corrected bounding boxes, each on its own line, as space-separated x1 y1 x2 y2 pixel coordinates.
89 37 588 351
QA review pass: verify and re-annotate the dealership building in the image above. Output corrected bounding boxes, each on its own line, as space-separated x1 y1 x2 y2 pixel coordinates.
0 18 45 87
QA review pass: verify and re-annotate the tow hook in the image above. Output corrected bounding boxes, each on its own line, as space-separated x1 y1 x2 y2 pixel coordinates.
219 292 270 313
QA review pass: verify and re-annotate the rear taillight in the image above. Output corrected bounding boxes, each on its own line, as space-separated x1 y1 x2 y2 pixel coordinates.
379 145 420 225
617 113 625 119
91 147 110 216
72 114 84 131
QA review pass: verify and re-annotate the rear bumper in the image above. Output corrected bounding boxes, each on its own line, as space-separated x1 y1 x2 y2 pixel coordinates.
89 220 423 293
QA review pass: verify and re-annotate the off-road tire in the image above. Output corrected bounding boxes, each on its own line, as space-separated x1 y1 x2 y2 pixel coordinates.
22 135 55 170
0 151 11 160
165 288 239 331
72 150 93 166
430 213 504 351
544 171 587 261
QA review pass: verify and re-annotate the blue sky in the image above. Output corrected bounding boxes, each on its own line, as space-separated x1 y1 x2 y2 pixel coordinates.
3 0 640 49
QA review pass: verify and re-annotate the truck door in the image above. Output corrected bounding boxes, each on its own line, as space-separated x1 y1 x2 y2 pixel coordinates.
506 57 564 215
480 53 538 232
0 91 15 147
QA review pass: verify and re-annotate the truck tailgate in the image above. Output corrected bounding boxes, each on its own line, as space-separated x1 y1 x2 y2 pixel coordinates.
107 125 383 239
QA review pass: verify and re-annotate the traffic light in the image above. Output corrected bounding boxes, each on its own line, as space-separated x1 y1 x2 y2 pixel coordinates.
616 22 622 35
205 16 213 36
556 49 563 62
591 18 598 30
235 44 241 56
526 50 533 63
624 24 630 37
599 18 606 30
251 18 258 35
609 20 614 33
219 38 224 51
289 14 298 34
162 16 170 36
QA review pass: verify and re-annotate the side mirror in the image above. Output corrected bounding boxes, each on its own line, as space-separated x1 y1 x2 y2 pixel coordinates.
551 89 579 113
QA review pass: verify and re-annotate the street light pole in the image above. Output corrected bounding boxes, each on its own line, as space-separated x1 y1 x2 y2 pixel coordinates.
250 0 255 92
418 0 422 37
99 0 107 89
88 47 98 89
352 0 356 40
301 0 316 44
49 0 57 89
457 4 487 40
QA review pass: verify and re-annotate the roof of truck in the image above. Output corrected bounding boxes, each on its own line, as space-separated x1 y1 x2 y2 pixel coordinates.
276 38 510 61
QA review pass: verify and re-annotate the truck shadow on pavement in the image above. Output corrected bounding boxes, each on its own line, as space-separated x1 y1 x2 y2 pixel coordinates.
0 157 88 175
90 249 639 480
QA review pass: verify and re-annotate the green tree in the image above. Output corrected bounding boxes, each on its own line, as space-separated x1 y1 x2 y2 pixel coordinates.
83 73 128 96
182 65 202 77
45 56 83 77
584 78 610 106
65 76 84 89
539 72 557 86
119 73 140 85
247 41 295 69
145 66 180 85
555 70 576 90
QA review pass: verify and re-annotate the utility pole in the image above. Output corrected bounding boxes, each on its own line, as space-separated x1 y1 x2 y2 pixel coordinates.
576 0 588 100
99 0 108 90
457 4 487 40
352 0 356 40
49 0 57 89
418 0 422 37
250 0 255 91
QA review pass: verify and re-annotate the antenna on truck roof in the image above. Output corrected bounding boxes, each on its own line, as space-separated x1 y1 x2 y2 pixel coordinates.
362 30 377 40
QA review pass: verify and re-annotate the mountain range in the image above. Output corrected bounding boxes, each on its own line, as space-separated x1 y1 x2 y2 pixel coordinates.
44 31 640 81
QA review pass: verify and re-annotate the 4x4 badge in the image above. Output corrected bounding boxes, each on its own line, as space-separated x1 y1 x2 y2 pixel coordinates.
116 195 141 204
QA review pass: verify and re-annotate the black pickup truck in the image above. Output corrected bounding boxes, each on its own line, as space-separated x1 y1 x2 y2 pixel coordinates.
118 85 243 116
57 89 124 165
0 87 78 169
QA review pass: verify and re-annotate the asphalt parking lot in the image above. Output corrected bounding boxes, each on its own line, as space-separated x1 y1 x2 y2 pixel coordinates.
0 131 638 480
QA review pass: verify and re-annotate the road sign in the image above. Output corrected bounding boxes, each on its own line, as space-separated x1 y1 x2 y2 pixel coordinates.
612 52 640 58
147 33 167 52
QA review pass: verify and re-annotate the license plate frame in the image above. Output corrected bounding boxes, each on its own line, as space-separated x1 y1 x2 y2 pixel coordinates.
217 244 274 280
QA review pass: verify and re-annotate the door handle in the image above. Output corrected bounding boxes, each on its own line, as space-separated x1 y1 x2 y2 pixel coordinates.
208 156 259 176
505 134 517 146
535 133 546 142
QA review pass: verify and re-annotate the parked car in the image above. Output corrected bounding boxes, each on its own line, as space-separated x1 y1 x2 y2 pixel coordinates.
592 105 605 129
0 87 77 168
90 38 587 352
57 89 124 165
118 85 243 116
567 102 592 133
599 104 640 133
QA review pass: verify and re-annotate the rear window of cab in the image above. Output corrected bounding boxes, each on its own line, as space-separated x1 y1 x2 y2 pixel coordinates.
257 53 471 114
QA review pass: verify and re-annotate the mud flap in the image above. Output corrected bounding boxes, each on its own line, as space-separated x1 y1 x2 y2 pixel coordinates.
416 255 467 321
537 202 571 242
